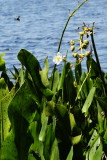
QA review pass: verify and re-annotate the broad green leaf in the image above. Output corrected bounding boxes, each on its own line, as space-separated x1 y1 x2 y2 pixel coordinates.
71 134 82 145
18 49 53 98
82 87 96 115
0 78 15 147
66 146 73 160
8 80 39 160
0 130 18 160
50 138 60 160
39 57 49 87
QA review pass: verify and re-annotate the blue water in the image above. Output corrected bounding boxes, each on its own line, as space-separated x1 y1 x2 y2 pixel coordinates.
0 0 107 71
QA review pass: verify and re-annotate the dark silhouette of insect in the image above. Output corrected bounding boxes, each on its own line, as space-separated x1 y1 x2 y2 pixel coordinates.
14 16 20 21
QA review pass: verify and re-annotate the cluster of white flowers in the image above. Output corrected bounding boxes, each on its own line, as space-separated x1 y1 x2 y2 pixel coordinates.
53 52 63 65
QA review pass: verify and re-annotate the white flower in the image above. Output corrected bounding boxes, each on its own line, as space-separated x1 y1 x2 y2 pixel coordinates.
53 52 63 65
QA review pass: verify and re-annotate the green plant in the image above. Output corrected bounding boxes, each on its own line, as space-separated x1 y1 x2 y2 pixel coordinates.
1 0 107 160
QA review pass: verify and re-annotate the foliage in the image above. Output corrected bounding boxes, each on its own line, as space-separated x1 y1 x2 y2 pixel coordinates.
0 0 107 160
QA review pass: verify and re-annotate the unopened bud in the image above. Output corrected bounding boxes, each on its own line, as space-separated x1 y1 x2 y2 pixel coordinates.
72 52 78 58
78 54 85 58
79 31 84 36
81 43 88 49
70 40 75 45
86 51 91 56
83 40 89 45
70 46 75 51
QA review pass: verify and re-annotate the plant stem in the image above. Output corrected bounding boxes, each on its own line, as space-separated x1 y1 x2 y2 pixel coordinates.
57 0 88 52
91 32 107 95
51 0 88 91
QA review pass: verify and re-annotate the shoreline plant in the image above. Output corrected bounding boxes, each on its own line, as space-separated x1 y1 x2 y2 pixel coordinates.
1 0 107 160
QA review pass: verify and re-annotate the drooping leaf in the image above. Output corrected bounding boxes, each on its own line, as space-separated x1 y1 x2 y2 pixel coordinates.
18 49 53 98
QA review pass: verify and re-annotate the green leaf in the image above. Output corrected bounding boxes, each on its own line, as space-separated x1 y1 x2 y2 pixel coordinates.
43 124 54 160
66 146 73 160
75 60 82 83
71 134 82 145
39 113 48 142
97 101 105 133
50 69 59 93
50 138 60 160
0 79 15 147
0 130 18 160
82 87 96 116
39 57 49 87
58 62 66 90
0 54 5 71
19 68 25 86
29 121 46 160
85 130 102 160
18 49 53 98
69 113 76 131
56 103 67 117
8 81 39 160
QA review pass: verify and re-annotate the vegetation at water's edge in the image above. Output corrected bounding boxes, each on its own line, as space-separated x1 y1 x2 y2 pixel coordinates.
1 0 107 160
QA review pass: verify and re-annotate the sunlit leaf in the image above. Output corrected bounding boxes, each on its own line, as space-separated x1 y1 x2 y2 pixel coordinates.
66 146 73 160
50 138 60 160
71 134 82 145
69 113 76 131
39 57 49 87
82 87 96 116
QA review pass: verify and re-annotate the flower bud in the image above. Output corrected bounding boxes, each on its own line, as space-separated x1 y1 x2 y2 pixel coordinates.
83 40 89 45
78 54 85 58
72 52 78 58
79 31 84 36
81 43 88 49
70 40 75 45
70 46 75 51
86 51 91 56
88 28 93 32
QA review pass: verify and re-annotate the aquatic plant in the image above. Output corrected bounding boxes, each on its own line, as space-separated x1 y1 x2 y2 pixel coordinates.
1 0 107 160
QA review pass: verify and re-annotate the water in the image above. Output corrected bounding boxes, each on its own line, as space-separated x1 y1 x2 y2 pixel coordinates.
0 0 107 72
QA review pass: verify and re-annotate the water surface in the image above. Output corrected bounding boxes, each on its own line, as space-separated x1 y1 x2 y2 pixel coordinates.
0 0 107 71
